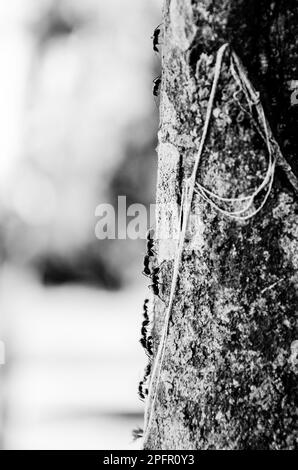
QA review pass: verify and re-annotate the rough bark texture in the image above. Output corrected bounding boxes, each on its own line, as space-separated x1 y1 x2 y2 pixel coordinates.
145 0 298 450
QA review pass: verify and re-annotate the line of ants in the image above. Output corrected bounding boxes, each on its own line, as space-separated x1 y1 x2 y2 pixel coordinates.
138 298 153 403
142 229 165 300
151 23 162 98
137 23 164 405
133 23 163 440
138 229 165 404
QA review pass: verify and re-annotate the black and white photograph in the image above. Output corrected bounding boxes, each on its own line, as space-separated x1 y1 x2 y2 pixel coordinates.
0 0 297 455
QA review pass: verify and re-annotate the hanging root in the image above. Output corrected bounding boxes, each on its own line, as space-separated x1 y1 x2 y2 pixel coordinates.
194 50 276 220
194 48 298 219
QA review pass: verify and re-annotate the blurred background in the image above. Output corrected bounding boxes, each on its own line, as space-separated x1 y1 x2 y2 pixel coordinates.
0 0 161 449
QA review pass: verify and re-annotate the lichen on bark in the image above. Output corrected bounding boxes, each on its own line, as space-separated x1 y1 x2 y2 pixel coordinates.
144 0 298 450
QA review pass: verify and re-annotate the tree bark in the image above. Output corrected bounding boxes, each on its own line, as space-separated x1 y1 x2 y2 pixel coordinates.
144 0 298 450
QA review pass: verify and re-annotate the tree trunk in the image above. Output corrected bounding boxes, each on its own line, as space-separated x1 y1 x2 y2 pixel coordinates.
144 0 298 450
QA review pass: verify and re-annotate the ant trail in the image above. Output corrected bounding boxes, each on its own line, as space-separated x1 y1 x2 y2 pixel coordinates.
139 298 153 357
143 43 230 440
138 298 153 405
144 186 186 430
142 229 156 278
146 229 156 257
151 22 162 110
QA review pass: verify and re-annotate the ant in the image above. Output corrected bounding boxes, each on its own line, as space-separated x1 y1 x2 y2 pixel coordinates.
140 336 148 351
138 380 146 401
146 229 156 257
138 299 153 401
146 335 153 356
132 427 143 441
140 299 150 345
152 75 161 97
138 362 151 401
140 299 153 357
149 264 165 301
142 229 156 277
143 255 152 277
151 23 162 53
